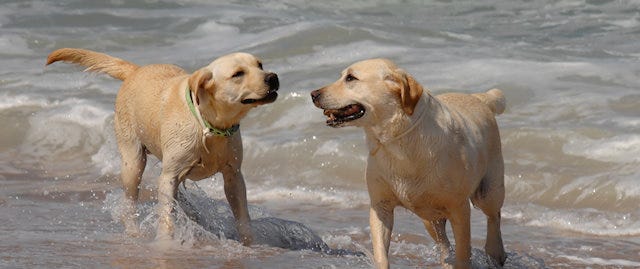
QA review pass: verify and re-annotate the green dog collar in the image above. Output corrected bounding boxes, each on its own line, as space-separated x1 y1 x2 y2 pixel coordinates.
185 87 239 137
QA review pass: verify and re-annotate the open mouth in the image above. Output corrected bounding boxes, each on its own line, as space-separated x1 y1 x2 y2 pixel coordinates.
323 103 365 127
241 90 278 105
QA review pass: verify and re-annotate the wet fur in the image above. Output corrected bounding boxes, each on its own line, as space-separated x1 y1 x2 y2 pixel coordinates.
47 48 279 245
311 59 507 268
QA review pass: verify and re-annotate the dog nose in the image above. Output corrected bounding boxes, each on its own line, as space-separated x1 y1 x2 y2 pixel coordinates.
265 73 279 91
310 89 322 103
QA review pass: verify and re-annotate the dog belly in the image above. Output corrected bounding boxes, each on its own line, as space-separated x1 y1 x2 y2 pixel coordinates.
397 193 449 221
386 176 460 221
185 163 220 181
403 203 446 220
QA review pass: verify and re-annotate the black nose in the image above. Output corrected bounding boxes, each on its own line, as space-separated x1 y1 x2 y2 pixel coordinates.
265 73 279 91
310 89 322 104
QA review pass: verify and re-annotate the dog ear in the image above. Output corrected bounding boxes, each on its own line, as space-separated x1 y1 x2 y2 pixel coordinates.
400 72 423 115
188 68 214 104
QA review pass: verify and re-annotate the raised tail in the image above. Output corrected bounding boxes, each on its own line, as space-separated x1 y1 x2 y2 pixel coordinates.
46 48 139 81
472 88 506 115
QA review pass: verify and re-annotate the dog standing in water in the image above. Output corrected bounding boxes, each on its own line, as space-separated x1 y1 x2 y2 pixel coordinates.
311 59 506 268
47 48 279 245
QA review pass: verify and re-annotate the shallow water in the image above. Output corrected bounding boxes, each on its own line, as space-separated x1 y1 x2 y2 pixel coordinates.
1 0 640 268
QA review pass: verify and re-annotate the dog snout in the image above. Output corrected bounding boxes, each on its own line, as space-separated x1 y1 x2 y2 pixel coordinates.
265 73 279 92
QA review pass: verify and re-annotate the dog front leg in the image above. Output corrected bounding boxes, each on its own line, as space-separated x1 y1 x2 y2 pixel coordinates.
222 169 253 246
156 171 179 241
369 201 394 269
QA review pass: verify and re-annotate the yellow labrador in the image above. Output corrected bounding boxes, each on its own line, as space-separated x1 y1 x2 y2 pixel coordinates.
311 59 506 268
47 48 279 245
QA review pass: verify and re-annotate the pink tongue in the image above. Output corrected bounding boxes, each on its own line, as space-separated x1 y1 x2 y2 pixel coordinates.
344 105 359 115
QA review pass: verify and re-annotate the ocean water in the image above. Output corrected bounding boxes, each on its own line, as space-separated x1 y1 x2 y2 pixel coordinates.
1 0 640 268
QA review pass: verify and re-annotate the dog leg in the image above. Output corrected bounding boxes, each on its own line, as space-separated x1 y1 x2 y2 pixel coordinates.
366 167 397 269
369 204 394 269
424 218 452 265
485 210 505 266
471 165 506 265
118 143 146 236
156 170 179 241
449 202 471 269
222 169 253 246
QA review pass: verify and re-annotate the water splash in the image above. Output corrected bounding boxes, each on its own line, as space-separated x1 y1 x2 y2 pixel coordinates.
102 183 363 256
176 183 363 256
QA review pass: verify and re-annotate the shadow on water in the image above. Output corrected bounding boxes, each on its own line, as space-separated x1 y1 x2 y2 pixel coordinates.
175 183 364 257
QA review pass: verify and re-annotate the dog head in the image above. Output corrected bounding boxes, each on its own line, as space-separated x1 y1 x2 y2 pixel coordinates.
189 52 279 126
310 58 423 128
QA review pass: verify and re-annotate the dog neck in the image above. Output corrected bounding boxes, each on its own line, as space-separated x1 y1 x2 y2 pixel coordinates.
185 87 239 152
365 93 441 157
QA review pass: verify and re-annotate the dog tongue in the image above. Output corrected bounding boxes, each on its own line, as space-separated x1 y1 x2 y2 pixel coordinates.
344 104 360 116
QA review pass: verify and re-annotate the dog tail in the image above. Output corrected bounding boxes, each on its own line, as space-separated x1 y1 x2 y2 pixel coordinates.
46 48 139 81
473 88 506 115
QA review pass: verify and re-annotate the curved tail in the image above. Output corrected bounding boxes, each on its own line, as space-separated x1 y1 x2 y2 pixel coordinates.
473 88 506 115
46 48 139 81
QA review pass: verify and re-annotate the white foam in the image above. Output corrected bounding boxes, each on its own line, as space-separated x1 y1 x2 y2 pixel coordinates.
194 179 368 209
167 20 322 60
429 59 612 92
504 204 640 237
613 172 640 201
563 134 640 163
17 98 113 172
248 186 368 208
606 15 640 29
42 98 111 128
609 117 640 128
0 93 51 110
101 189 251 251
286 39 408 70
192 20 239 38
557 254 640 267
91 120 120 175
441 31 474 41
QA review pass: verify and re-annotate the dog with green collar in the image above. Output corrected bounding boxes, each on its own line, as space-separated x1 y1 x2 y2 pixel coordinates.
47 48 279 245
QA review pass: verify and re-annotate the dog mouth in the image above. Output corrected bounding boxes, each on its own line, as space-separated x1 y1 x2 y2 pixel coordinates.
323 103 365 127
241 90 278 105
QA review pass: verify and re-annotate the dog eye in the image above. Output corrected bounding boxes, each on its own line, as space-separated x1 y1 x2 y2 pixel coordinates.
345 74 358 82
232 70 245 78
257 62 263 70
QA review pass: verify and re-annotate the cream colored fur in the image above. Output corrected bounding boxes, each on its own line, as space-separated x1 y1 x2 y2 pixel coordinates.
311 59 506 268
47 48 279 245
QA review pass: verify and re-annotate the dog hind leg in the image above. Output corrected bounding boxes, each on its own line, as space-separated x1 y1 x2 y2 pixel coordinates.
118 142 147 236
471 159 506 266
424 218 452 265
449 201 472 269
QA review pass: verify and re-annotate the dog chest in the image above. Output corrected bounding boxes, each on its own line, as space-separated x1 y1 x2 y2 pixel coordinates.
185 138 238 180
370 144 476 215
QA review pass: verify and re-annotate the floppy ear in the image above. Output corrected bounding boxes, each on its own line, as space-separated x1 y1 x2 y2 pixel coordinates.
188 68 214 104
400 72 424 115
